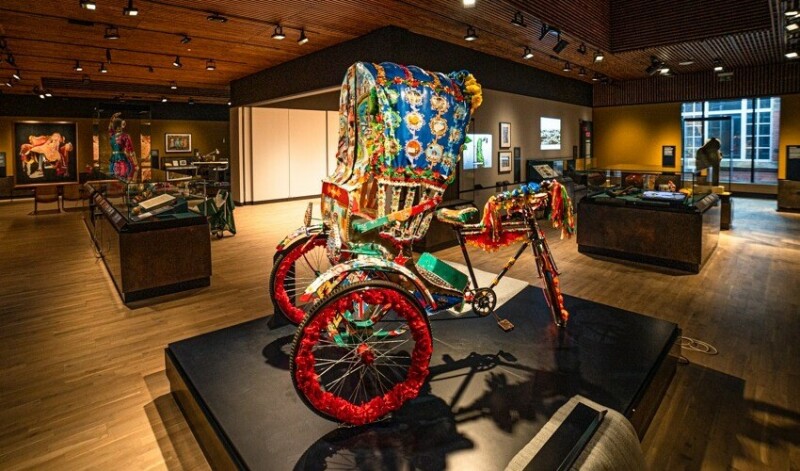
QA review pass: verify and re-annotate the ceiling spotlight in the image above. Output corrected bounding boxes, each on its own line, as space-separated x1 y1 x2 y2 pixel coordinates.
271 25 286 40
562 62 572 72
207 12 228 23
578 67 587 76
522 46 534 60
99 62 108 73
80 0 97 10
44 89 53 97
511 11 526 27
594 50 604 63
577 43 587 55
12 69 20 81
713 58 723 72
659 67 672 75
592 72 601 82
161 96 168 103
786 1 799 16
787 22 800 32
227 100 232 106
180 34 192 44
188 97 195 105
463 0 476 7
37 88 46 99
173 56 182 68
123 0 139 16
678 58 695 66
787 51 799 59
5 80 12 87
82 75 91 84
645 56 664 76
105 26 120 40
298 29 309 45
553 35 569 54
74 60 83 72
170 81 177 90
206 59 216 71
464 26 478 41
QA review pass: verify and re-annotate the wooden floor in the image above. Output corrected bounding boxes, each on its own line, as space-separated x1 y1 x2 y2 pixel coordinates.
1 197 798 470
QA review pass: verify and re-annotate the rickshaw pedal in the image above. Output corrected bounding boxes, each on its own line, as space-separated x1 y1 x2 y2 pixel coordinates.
497 319 515 332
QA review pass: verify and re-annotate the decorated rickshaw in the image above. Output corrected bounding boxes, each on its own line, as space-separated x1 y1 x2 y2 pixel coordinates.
269 62 574 425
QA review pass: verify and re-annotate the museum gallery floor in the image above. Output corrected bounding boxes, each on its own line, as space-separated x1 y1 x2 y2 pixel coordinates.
1 197 799 469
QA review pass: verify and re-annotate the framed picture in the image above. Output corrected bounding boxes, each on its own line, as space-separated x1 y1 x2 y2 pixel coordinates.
498 151 512 174
499 122 511 148
662 145 677 167
165 133 192 153
179 160 187 166
540 117 561 150
171 160 180 167
14 121 78 186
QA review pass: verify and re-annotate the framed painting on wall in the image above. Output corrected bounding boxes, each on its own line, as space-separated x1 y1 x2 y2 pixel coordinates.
498 151 512 174
14 121 78 186
165 133 192 153
499 122 511 148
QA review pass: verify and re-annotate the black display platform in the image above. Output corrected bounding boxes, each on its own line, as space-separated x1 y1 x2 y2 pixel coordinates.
167 287 679 470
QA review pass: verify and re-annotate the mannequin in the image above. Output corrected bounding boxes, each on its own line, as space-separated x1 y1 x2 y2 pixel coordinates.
695 137 722 186
108 112 138 181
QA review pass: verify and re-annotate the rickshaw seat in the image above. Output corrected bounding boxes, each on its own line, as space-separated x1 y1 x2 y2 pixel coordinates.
435 206 479 226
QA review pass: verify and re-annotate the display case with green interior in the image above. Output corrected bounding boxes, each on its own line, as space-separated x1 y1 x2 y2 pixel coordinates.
85 174 211 303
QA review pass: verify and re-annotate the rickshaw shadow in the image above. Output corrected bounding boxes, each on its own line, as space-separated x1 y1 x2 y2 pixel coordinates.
292 348 611 470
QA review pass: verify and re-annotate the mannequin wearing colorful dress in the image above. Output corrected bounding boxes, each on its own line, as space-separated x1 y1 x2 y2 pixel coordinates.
108 112 138 180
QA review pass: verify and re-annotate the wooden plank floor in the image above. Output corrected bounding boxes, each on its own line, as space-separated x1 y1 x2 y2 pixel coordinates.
0 197 798 470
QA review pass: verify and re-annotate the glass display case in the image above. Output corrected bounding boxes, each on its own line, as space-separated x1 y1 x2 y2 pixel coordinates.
579 164 731 210
85 172 211 303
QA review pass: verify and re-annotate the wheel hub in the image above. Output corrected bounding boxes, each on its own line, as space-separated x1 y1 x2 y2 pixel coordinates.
357 343 375 365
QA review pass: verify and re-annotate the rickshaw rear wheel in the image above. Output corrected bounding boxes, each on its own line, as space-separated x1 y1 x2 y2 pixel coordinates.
290 280 432 425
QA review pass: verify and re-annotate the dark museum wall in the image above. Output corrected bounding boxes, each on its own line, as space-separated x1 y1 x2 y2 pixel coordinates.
232 26 593 108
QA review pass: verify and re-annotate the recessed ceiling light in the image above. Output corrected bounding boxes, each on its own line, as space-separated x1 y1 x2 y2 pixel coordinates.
297 30 309 45
173 56 182 68
787 22 799 32
464 26 478 41
80 0 96 10
463 0 476 7
123 0 138 16
786 51 799 59
206 59 216 71
207 12 228 23
272 25 286 40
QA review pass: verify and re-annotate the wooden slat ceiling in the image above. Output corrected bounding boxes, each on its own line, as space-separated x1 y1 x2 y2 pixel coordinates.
0 0 793 105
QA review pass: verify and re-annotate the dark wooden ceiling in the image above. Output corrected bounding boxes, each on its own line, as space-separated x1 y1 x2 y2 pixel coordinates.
0 0 794 105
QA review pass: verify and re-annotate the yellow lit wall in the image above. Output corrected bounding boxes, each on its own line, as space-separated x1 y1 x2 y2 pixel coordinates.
593 103 682 171
778 94 800 180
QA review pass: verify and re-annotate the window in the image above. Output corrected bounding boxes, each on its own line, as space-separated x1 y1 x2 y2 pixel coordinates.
681 97 780 184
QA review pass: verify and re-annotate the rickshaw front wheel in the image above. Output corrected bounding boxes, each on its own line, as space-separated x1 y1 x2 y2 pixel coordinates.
290 280 432 425
269 235 332 325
